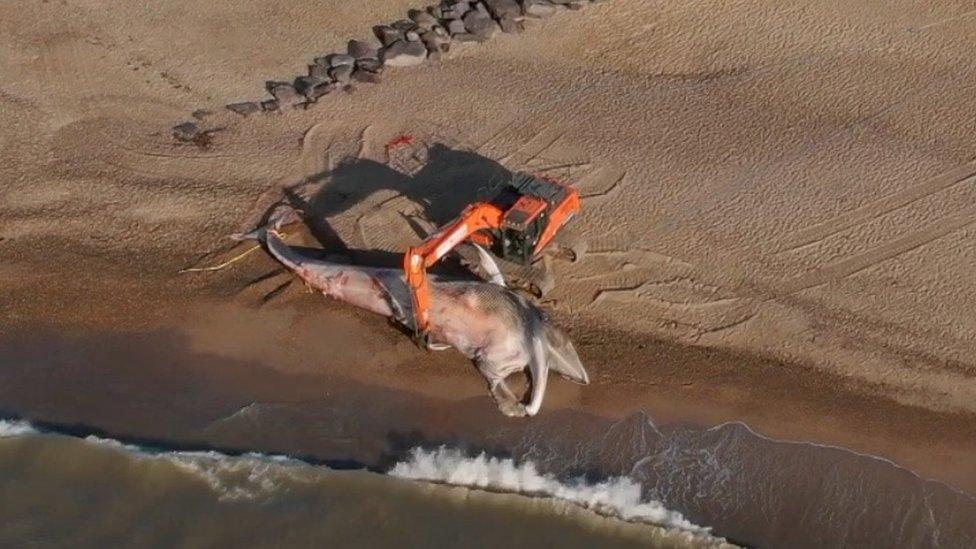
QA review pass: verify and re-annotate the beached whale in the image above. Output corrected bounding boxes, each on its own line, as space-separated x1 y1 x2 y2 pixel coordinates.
251 228 589 417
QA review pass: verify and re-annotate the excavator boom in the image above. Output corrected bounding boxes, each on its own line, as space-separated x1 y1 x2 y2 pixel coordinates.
404 202 505 334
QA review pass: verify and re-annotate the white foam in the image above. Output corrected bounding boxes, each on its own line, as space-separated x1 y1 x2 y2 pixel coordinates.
0 419 37 438
85 442 312 502
156 451 313 501
1 418 309 501
388 446 713 536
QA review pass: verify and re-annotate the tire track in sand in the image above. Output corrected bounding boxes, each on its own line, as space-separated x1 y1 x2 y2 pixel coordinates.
771 159 976 255
776 202 976 295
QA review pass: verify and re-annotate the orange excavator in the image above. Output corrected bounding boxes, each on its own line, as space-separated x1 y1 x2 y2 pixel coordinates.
404 172 581 345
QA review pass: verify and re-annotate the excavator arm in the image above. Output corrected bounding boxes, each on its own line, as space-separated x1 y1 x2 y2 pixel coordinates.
403 172 581 345
404 202 505 338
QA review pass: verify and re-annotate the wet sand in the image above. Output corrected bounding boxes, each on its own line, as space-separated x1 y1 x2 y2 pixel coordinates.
3 319 976 547
2 297 975 496
2 0 976 542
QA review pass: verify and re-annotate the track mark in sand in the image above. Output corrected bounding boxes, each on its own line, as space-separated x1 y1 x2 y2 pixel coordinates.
586 276 757 341
464 116 592 180
778 204 976 294
910 9 976 31
569 263 641 283
116 145 241 160
593 282 740 310
577 167 626 206
687 310 758 341
556 233 755 339
587 250 694 271
471 119 520 154
590 282 651 304
533 160 593 176
301 123 336 178
241 269 288 290
355 200 423 253
261 280 293 305
772 160 976 254
498 125 564 166
234 268 294 306
584 233 695 270
356 125 375 160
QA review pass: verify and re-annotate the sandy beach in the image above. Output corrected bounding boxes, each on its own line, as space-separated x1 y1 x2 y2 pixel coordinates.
2 1 976 542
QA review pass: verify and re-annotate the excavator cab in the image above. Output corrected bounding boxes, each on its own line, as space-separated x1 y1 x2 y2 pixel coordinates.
492 172 577 265
499 194 548 264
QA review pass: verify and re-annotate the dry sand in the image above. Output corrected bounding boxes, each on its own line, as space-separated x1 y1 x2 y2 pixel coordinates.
2 1 976 492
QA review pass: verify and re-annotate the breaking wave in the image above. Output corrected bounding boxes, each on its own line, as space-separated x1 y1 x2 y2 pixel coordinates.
1 418 321 502
0 418 37 437
389 446 710 535
0 418 724 547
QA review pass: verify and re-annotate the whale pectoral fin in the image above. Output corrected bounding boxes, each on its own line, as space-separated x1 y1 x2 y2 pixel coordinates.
544 323 589 385
470 243 506 287
490 378 528 418
477 360 527 417
523 333 549 417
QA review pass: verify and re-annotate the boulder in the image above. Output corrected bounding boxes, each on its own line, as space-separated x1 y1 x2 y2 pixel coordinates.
352 68 382 84
308 64 329 79
447 18 467 35
260 99 280 112
172 122 200 141
409 9 439 30
441 1 471 19
453 32 485 43
347 39 379 60
380 40 428 67
463 10 498 39
305 80 337 100
356 58 384 73
329 64 354 84
521 0 556 17
421 30 451 52
265 81 301 105
325 53 355 67
498 15 524 33
484 0 522 19
391 19 419 32
373 25 404 46
225 102 260 116
293 75 327 98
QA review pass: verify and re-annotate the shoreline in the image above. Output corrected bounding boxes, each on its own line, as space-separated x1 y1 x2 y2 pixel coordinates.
4 299 976 546
2 274 974 494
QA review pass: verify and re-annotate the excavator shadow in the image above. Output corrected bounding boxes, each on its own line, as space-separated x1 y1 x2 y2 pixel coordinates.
312 142 512 229
241 140 566 302
274 142 513 271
